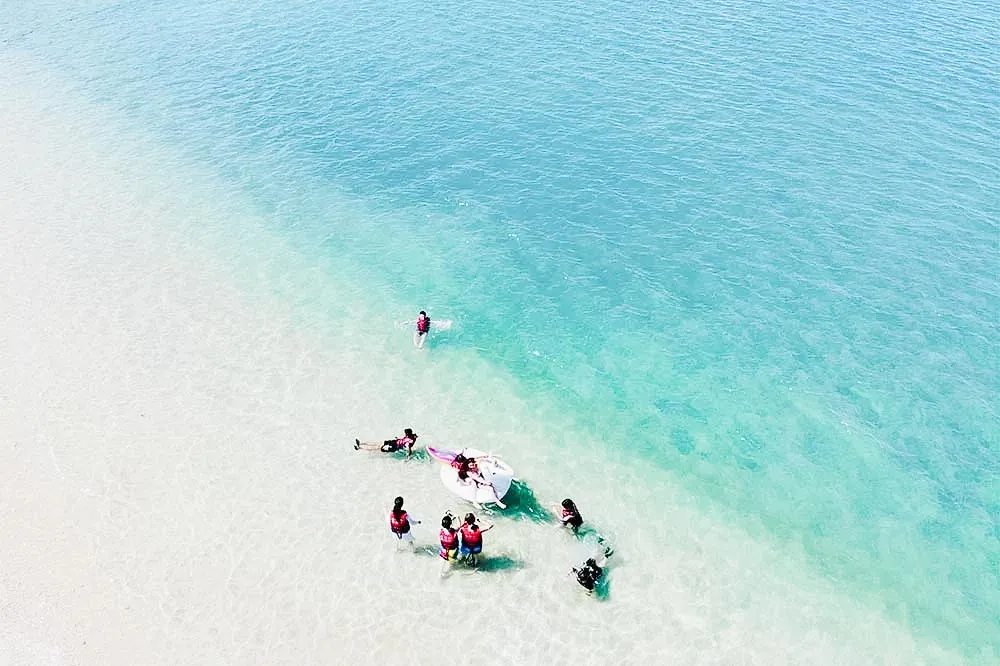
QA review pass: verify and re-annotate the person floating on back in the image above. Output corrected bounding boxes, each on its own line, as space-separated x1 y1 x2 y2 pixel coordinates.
388 496 420 546
355 428 418 457
459 512 494 567
414 310 431 348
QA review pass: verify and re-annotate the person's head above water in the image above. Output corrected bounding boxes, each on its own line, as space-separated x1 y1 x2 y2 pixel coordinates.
393 496 404 512
464 513 476 526
404 428 416 438
562 499 577 511
418 310 427 317
585 558 598 568
441 515 453 529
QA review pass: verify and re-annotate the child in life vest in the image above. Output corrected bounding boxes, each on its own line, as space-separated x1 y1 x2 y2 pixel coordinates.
438 514 460 562
451 453 480 480
559 498 584 533
414 311 431 348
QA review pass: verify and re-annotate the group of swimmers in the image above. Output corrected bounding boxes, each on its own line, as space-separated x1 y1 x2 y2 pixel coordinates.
360 429 612 593
361 311 612 593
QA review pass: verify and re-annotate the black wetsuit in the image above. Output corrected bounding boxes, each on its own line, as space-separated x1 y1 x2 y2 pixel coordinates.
576 563 602 591
563 509 583 530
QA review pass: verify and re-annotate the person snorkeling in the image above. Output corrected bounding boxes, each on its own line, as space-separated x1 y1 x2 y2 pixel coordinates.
571 550 613 594
355 428 418 457
388 496 420 545
459 512 494 566
414 310 431 348
438 513 460 562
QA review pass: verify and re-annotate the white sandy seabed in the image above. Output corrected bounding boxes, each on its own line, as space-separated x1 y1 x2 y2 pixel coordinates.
0 53 967 666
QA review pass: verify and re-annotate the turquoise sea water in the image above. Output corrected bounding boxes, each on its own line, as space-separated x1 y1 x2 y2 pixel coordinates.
5 0 998 657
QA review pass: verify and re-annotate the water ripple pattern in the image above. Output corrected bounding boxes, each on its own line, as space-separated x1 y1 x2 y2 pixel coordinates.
3 0 999 660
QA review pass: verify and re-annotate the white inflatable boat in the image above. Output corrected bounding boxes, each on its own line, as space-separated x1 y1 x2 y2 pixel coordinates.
427 447 514 508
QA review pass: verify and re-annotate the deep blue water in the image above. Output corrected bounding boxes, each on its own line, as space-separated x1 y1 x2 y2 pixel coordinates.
5 0 998 654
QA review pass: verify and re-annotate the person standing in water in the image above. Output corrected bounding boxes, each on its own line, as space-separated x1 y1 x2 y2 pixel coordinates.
559 498 584 533
355 428 418 457
556 498 613 553
459 513 494 566
571 555 609 594
414 310 431 348
438 514 460 563
388 496 420 546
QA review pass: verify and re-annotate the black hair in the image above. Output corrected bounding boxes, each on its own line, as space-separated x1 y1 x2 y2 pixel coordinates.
561 499 576 510
392 496 405 518
404 428 415 437
419 310 427 316
464 513 476 525
441 515 453 528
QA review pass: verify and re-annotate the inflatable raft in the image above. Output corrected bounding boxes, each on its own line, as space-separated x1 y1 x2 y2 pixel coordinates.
427 447 514 508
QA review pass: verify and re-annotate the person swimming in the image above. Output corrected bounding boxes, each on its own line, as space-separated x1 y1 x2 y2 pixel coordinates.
459 513 494 566
355 428 418 456
414 310 430 348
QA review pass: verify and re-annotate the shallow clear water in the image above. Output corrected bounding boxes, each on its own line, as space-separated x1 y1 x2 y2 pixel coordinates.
2 0 998 661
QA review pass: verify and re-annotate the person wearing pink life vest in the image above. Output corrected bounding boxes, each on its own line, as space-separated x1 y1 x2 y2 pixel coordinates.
450 452 480 480
355 428 418 457
438 514 460 562
559 498 584 533
388 496 421 545
458 513 494 566
414 310 431 348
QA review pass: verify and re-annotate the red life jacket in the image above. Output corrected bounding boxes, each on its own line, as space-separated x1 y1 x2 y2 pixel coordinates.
439 528 458 550
396 435 414 450
460 524 482 547
417 316 430 333
389 510 410 534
